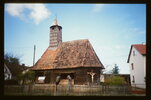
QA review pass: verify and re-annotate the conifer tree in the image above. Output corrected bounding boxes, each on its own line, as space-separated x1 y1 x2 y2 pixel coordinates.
112 64 119 74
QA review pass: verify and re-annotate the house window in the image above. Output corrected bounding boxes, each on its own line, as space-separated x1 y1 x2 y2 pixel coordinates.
133 51 135 56
132 76 135 83
131 63 134 70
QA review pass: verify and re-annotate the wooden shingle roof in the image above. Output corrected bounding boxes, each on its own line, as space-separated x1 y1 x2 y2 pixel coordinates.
32 39 104 70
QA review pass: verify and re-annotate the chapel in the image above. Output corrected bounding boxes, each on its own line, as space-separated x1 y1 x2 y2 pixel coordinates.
31 18 104 85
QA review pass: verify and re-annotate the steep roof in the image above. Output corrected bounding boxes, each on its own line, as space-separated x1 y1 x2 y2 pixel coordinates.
127 44 146 63
32 39 104 70
133 44 146 55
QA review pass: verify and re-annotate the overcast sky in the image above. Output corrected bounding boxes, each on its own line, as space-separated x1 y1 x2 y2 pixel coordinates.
4 4 146 74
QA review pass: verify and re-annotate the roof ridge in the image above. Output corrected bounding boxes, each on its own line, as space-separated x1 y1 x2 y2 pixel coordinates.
132 44 146 46
62 39 89 43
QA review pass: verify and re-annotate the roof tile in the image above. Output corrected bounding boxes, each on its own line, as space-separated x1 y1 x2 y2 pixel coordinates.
133 44 146 55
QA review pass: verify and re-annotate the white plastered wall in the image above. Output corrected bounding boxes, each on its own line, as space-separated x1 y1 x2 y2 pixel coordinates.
129 47 146 88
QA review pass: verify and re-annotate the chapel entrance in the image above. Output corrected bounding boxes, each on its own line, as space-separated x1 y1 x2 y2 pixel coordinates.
59 73 74 85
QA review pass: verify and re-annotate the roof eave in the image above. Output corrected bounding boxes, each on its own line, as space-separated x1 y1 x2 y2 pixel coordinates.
31 66 103 71
127 45 133 63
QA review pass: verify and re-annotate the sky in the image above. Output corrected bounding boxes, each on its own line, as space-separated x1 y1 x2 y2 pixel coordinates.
4 4 146 74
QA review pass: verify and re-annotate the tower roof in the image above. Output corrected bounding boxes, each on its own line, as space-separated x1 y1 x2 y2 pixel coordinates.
52 18 59 26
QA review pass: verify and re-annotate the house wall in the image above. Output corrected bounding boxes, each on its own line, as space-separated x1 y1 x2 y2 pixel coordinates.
4 64 12 80
129 47 146 88
100 75 104 82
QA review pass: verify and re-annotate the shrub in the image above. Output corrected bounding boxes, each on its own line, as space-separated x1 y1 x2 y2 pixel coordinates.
105 76 126 85
18 70 35 85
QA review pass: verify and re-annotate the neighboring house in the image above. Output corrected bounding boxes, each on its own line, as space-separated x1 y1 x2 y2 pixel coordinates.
100 74 130 85
4 64 12 80
31 18 104 85
127 44 146 89
5 63 29 80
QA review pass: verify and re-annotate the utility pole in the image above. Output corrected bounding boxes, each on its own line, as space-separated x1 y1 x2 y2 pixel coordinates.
33 45 36 66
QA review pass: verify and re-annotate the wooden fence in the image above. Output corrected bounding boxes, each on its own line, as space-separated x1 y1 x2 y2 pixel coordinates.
4 84 145 96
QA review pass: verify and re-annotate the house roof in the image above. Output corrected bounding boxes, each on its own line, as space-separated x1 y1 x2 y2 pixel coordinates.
31 39 104 70
5 63 29 77
133 44 146 55
127 44 146 63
